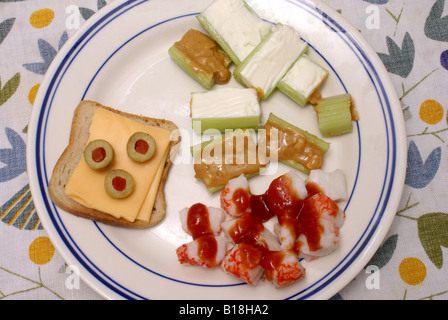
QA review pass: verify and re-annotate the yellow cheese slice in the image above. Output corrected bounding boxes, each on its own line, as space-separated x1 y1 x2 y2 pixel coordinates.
136 147 169 222
64 108 172 222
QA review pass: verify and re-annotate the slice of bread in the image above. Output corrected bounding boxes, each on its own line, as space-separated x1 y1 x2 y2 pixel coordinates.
48 100 181 228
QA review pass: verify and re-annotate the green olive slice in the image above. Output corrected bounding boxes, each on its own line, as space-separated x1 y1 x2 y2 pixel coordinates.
104 169 134 199
126 132 156 163
84 139 114 170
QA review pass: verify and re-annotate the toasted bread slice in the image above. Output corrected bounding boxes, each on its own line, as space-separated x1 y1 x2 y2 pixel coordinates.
48 100 181 228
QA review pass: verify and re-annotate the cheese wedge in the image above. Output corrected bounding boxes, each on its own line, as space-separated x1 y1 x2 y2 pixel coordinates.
136 147 169 222
64 107 172 223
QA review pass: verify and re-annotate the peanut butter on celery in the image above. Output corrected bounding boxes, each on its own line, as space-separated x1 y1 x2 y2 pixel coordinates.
193 132 264 189
262 119 325 171
174 29 231 85
308 88 323 105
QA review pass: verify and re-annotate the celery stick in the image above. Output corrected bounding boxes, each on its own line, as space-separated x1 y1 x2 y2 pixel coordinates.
279 160 309 174
193 116 260 133
168 45 215 89
267 113 330 152
276 81 308 107
315 93 353 137
318 93 351 107
190 87 261 133
278 55 328 107
234 23 308 100
262 113 330 174
197 0 271 65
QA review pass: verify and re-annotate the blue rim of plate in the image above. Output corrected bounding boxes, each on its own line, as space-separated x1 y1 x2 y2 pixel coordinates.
30 0 399 300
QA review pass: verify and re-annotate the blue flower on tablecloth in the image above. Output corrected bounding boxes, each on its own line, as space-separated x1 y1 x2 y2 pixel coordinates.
79 0 108 20
425 0 448 42
405 140 441 189
441 50 448 70
0 18 15 46
22 32 68 75
0 127 26 182
365 234 398 269
377 32 415 78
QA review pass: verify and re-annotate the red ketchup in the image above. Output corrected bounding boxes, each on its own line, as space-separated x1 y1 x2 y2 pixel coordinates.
224 176 306 280
186 203 217 268
295 195 324 252
226 175 331 265
295 192 340 253
231 188 251 215
265 174 304 243
185 174 337 281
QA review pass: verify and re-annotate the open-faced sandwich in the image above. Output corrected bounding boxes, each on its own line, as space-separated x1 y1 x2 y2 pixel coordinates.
48 100 181 228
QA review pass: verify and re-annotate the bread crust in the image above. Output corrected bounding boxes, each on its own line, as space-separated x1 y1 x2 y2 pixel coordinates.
48 100 181 228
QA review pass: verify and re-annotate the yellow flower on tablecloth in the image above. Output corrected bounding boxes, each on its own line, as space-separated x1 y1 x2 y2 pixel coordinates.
29 236 55 265
28 84 40 105
29 9 55 29
419 99 444 125
399 257 427 285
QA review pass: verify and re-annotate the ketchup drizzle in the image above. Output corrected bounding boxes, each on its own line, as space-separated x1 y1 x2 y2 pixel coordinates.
265 174 304 242
187 203 213 239
185 174 336 273
196 234 218 267
227 175 332 268
228 214 264 246
231 188 251 215
250 194 274 222
186 203 217 266
295 195 324 252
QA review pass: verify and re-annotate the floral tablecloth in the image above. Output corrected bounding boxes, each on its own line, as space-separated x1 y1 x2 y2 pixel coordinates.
1 0 447 300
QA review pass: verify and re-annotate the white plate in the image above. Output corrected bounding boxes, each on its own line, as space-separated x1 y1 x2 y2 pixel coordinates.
26 0 406 300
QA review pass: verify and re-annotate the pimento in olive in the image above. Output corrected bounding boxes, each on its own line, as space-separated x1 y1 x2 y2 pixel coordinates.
84 139 114 170
104 169 135 199
127 132 156 163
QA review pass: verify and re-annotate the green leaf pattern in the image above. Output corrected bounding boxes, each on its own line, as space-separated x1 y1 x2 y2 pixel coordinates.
418 213 448 270
0 72 20 106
